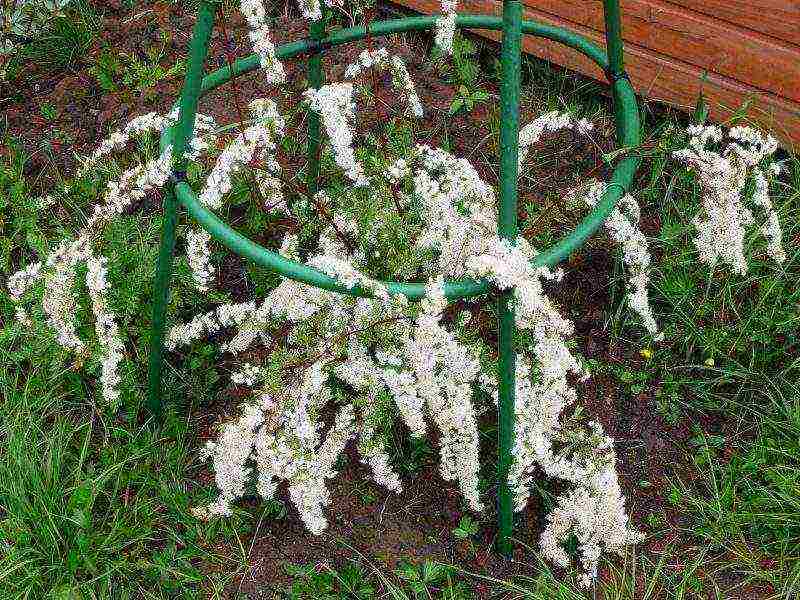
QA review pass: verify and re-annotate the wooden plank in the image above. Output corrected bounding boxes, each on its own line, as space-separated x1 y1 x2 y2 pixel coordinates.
520 0 800 103
663 0 800 47
401 0 800 148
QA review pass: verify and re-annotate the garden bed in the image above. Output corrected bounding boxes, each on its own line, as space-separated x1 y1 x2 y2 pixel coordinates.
2 2 796 599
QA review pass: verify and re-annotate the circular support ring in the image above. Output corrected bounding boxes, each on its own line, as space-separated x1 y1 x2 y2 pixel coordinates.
160 14 641 301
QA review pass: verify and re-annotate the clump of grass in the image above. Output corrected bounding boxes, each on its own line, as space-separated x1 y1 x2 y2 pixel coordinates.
7 0 100 75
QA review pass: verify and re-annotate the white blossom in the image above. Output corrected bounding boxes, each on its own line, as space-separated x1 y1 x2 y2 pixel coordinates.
674 124 785 273
86 257 125 406
239 0 286 84
434 0 458 54
518 110 594 168
574 179 661 339
343 48 424 118
305 83 368 186
7 107 217 405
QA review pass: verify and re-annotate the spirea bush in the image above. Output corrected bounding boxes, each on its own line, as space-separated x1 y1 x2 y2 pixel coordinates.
4 0 788 588
673 124 786 274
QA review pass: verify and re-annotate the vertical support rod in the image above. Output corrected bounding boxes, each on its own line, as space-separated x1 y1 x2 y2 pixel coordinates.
496 0 523 557
602 0 631 147
602 0 625 77
147 0 216 415
307 17 326 196
147 181 180 416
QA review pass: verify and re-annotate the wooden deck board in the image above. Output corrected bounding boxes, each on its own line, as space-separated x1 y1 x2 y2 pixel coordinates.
393 0 800 148
521 0 800 102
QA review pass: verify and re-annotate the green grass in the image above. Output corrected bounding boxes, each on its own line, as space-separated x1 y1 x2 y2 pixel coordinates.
3 0 100 79
2 8 800 599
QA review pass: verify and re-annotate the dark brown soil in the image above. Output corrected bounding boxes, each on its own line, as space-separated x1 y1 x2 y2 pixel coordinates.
1 2 760 598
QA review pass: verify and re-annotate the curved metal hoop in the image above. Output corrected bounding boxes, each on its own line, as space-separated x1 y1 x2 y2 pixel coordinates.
158 14 641 301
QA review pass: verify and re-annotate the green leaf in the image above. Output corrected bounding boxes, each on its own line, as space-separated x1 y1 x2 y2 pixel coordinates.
449 98 464 115
49 585 83 600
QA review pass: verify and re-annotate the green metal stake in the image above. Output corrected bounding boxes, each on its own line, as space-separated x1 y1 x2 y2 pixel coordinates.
307 17 326 196
147 0 216 415
603 0 625 77
496 0 523 557
147 181 180 415
602 0 632 146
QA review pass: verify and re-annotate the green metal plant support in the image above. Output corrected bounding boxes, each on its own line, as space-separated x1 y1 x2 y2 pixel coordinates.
149 0 641 555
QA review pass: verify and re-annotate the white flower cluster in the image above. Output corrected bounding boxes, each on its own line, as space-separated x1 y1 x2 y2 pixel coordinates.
674 124 785 274
572 179 662 339
199 100 284 212
344 48 424 118
518 110 594 168
192 364 359 534
165 300 259 351
461 234 641 585
82 112 173 173
231 363 267 387
6 108 218 405
434 0 458 54
305 50 424 187
516 111 660 338
178 134 639 584
189 99 285 290
239 0 285 85
304 83 366 186
86 257 125 406
538 423 644 587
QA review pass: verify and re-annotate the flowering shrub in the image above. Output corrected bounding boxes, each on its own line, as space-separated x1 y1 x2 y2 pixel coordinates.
4 0 788 588
8 107 218 407
674 124 786 274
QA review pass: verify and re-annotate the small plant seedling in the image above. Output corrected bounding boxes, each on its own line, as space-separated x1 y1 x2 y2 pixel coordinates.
449 84 489 116
452 515 479 540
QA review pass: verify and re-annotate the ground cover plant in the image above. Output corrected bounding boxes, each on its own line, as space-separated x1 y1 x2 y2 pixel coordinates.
1 1 799 598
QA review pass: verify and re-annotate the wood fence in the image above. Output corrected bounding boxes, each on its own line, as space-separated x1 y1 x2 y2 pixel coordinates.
394 0 800 148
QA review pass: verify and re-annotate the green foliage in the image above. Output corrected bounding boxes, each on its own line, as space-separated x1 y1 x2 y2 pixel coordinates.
7 0 99 74
396 561 472 599
2 14 800 597
284 563 376 599
436 34 489 117
90 45 185 97
448 85 489 117
452 515 479 540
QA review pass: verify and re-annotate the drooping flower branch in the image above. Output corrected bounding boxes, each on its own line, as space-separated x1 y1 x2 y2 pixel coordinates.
188 98 286 290
239 0 286 85
305 49 425 187
673 124 785 274
569 179 662 339
304 83 366 186
6 108 218 406
344 48 425 119
435 0 458 54
517 110 661 338
174 135 641 584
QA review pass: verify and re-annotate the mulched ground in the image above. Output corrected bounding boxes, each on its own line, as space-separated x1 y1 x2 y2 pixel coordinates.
1 1 766 598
